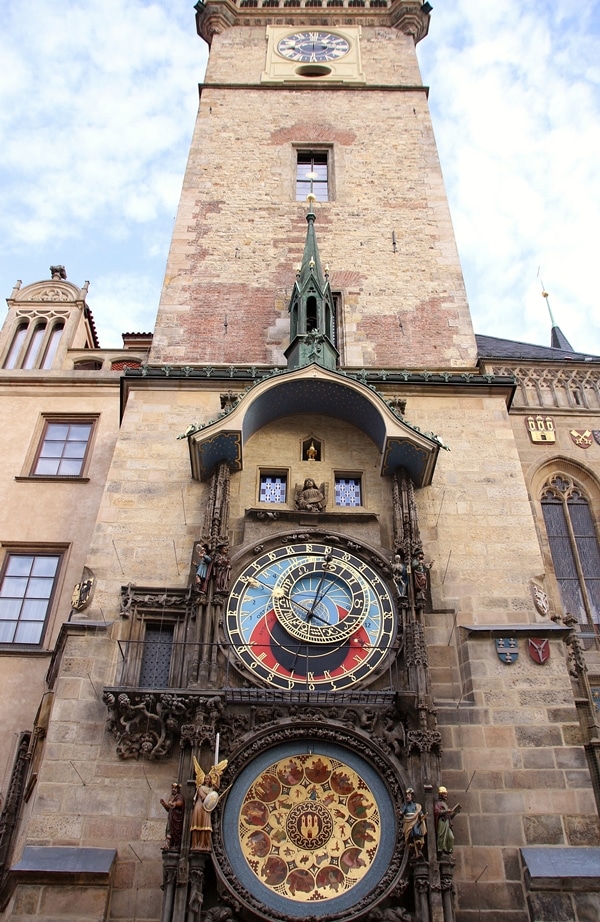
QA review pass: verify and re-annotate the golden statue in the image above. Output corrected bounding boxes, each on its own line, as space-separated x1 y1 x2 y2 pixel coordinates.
190 757 228 852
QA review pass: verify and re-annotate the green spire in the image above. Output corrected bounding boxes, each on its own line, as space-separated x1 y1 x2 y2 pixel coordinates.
285 201 339 371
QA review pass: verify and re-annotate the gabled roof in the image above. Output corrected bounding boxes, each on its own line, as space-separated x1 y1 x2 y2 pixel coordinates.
475 333 600 364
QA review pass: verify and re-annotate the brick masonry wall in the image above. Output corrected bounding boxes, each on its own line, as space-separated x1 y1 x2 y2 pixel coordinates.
151 25 476 369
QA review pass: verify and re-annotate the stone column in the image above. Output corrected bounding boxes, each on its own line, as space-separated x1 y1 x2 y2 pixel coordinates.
439 858 455 922
187 851 208 922
161 850 179 922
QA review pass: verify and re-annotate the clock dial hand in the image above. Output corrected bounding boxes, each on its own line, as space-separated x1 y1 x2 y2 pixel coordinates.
305 555 334 621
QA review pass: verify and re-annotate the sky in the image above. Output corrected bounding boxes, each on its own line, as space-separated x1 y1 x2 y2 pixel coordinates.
1 0 599 355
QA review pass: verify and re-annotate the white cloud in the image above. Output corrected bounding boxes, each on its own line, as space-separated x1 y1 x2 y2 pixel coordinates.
417 0 600 353
0 0 202 342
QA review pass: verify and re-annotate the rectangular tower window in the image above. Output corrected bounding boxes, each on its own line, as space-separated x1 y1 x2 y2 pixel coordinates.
260 475 287 503
335 477 362 507
32 419 94 477
296 151 328 202
0 553 61 644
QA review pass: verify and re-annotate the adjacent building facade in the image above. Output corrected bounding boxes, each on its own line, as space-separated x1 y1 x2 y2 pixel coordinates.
1 3 599 921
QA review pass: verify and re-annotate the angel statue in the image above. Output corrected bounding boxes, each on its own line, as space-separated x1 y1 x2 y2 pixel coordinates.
295 478 327 513
190 757 228 852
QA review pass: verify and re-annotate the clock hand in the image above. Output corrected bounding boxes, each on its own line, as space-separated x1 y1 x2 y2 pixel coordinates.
306 555 334 621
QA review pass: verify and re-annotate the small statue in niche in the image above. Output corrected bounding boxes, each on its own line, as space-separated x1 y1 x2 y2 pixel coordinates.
212 544 231 594
434 785 461 857
195 544 212 593
400 787 427 859
412 551 433 600
295 478 327 513
160 782 185 851
391 553 408 600
190 757 228 852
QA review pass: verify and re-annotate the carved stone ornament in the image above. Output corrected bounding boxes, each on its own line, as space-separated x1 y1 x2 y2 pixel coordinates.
405 729 442 756
102 686 419 766
405 622 428 670
366 906 412 922
294 478 328 512
38 287 71 302
71 567 95 612
119 584 191 619
530 581 550 616
103 691 210 760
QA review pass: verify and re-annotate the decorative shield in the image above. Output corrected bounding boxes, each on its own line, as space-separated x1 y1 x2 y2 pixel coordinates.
593 431 600 446
71 576 94 612
530 582 549 616
495 638 518 664
527 638 550 665
569 429 593 448
204 790 220 812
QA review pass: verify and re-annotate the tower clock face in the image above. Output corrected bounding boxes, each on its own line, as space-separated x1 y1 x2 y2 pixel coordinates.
277 32 351 63
225 543 396 690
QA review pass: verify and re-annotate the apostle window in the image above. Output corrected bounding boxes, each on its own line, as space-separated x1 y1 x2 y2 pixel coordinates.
0 553 62 645
541 475 600 629
296 151 329 202
259 474 287 503
335 477 362 507
32 419 95 477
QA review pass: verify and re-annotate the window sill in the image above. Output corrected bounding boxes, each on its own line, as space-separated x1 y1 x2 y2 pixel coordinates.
0 645 52 656
15 475 90 483
247 507 376 523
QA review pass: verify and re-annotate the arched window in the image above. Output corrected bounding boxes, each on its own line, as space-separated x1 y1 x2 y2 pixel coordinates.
541 475 600 628
306 296 318 332
3 322 28 369
22 322 47 369
41 322 64 369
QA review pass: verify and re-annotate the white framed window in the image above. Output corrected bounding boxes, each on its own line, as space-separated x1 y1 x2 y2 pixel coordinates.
32 419 95 477
0 553 62 645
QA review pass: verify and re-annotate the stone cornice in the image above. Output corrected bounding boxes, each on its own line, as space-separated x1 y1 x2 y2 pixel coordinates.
460 623 571 639
194 0 430 45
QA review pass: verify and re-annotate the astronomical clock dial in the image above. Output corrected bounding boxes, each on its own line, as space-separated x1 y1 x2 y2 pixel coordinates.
221 744 396 917
225 543 396 690
277 32 351 63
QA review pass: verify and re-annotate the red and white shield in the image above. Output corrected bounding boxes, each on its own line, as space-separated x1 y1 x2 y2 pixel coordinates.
527 638 550 665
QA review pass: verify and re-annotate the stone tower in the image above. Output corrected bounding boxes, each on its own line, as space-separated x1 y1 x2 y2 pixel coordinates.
2 5 599 922
150 2 476 370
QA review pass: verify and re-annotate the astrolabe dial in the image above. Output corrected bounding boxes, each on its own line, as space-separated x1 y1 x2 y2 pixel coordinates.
225 543 397 691
272 557 369 644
